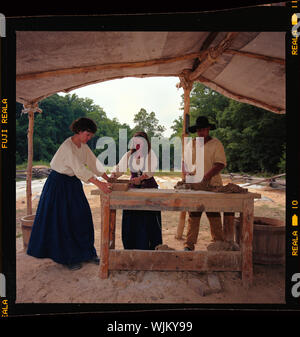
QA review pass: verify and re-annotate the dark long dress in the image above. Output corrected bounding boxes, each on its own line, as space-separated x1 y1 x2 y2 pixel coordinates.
121 171 163 250
27 170 98 265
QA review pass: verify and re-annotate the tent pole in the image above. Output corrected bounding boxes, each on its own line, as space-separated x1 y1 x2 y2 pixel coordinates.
23 102 42 216
22 103 38 216
175 73 193 240
26 107 34 215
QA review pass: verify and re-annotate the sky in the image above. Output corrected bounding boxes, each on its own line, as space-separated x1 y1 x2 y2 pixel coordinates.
65 76 184 138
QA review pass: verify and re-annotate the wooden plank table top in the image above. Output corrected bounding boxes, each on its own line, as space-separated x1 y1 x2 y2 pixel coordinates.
91 187 261 198
91 188 261 288
91 188 260 211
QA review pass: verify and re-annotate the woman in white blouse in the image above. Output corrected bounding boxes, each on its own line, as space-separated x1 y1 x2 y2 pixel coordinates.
111 131 162 250
27 117 112 270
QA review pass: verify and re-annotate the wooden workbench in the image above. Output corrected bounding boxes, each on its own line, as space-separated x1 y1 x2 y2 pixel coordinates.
91 188 261 288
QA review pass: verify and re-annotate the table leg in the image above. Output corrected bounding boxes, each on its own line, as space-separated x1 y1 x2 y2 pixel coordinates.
100 195 110 279
235 213 242 244
109 209 116 249
240 199 254 288
223 212 234 242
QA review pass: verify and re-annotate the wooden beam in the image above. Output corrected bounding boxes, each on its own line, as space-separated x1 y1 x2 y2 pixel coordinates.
190 32 219 73
240 199 254 288
22 102 43 215
26 108 34 215
224 49 285 65
17 73 179 105
109 209 116 249
108 250 242 272
200 32 219 52
16 52 204 81
92 189 261 201
61 73 180 93
106 192 260 213
223 212 235 242
176 70 193 239
100 195 110 279
196 75 285 114
188 32 239 82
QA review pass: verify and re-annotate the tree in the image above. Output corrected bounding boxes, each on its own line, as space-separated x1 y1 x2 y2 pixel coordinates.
133 108 166 138
170 83 229 139
16 93 136 165
214 100 286 173
170 82 286 174
189 82 229 128
170 115 183 139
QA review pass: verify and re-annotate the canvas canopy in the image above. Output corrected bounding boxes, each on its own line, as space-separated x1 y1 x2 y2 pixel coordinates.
15 30 285 215
16 31 285 114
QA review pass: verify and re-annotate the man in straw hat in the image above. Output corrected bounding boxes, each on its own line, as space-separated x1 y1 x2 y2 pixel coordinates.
183 116 227 251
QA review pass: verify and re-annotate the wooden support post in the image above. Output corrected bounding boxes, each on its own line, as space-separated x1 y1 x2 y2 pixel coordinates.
26 108 34 215
223 212 235 242
224 49 285 65
109 209 116 249
188 32 239 82
240 199 254 288
176 71 193 239
100 195 110 279
235 213 242 245
17 51 204 81
197 75 284 114
23 102 42 216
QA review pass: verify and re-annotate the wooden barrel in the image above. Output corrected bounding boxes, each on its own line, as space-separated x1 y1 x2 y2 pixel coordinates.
21 214 35 250
235 216 285 265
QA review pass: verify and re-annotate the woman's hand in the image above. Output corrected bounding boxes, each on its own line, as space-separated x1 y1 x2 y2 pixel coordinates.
130 174 149 185
98 181 112 194
101 172 110 182
130 177 142 185
88 176 112 194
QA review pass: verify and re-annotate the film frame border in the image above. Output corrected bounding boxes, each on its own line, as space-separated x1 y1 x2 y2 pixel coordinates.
0 3 299 319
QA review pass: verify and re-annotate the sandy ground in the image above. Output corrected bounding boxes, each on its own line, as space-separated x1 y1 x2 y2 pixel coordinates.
16 175 286 304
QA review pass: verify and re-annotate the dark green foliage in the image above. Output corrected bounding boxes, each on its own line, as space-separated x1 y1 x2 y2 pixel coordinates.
16 85 286 175
16 93 165 167
170 82 286 174
16 93 134 165
132 108 166 138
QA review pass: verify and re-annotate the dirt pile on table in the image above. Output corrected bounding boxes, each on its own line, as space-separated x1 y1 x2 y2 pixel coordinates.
174 181 248 193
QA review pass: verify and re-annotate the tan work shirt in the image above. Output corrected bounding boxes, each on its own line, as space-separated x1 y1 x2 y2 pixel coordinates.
184 137 226 186
50 137 105 183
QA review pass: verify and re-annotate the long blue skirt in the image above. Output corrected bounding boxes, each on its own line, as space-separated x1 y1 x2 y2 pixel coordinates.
27 170 97 265
122 210 162 250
